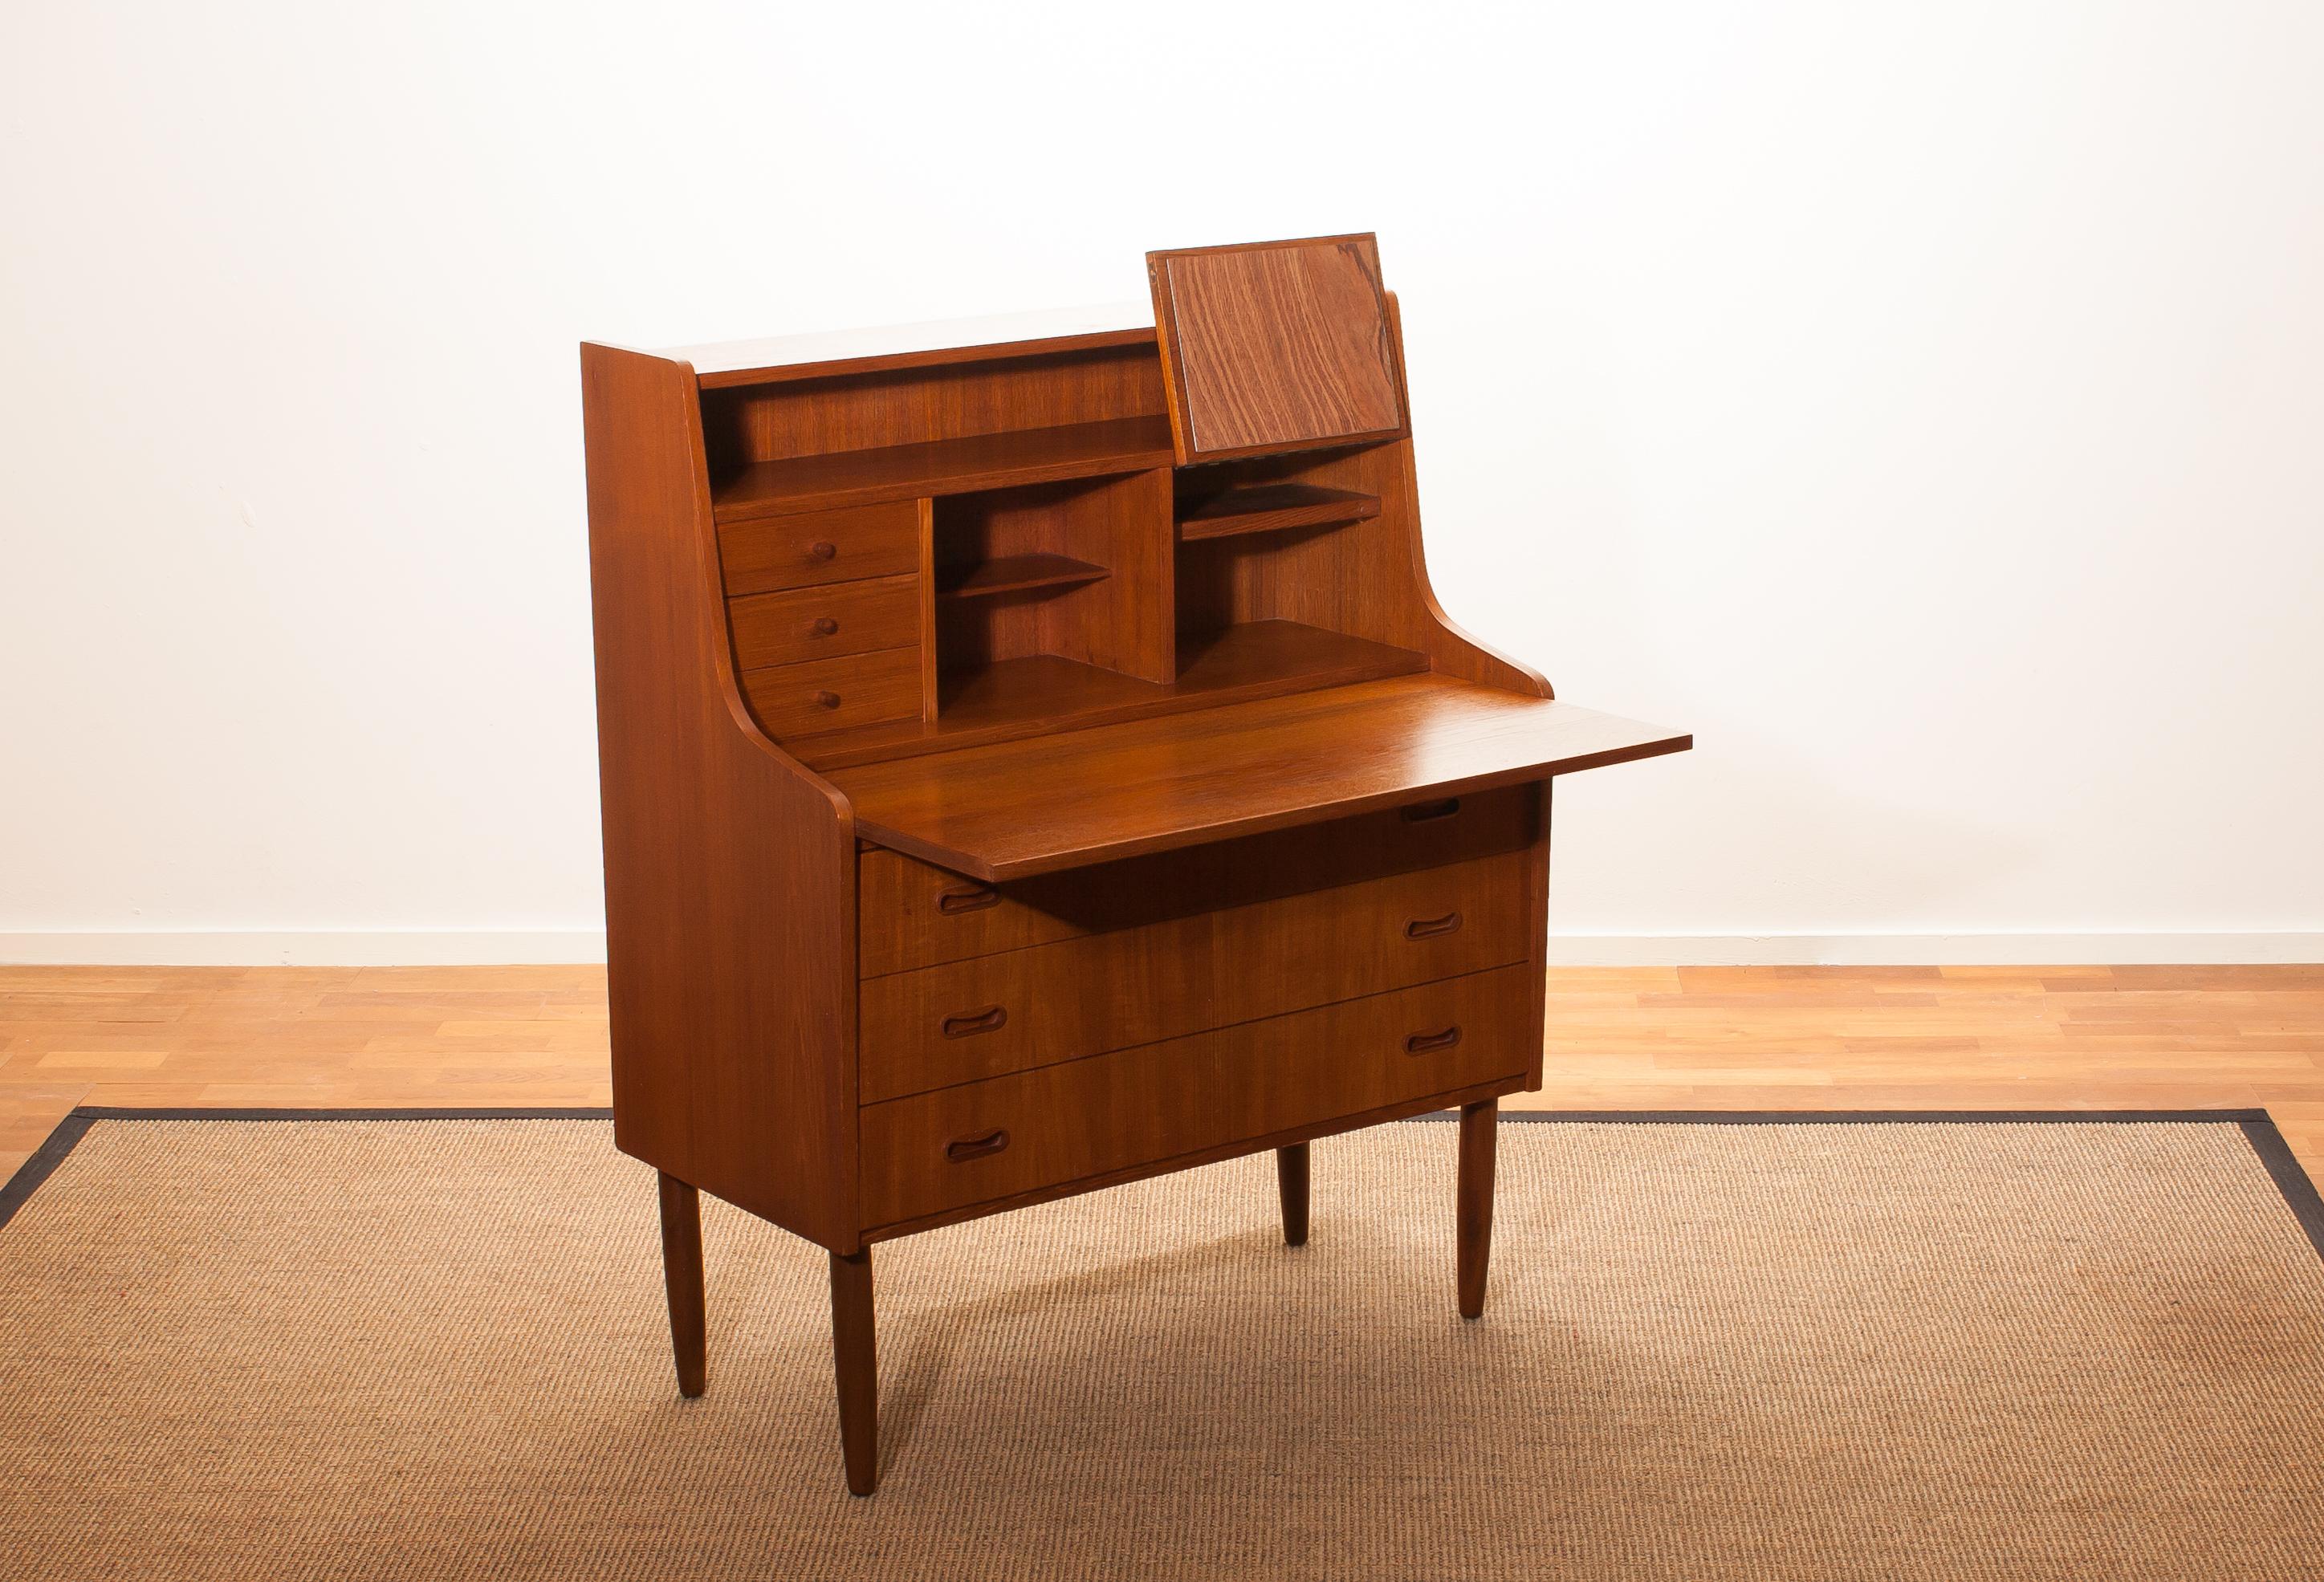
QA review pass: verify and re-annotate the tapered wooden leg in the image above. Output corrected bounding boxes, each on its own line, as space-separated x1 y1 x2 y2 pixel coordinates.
1456 1099 1497 1320
1276 1142 1310 1246
829 1248 877 1496
657 1172 706 1397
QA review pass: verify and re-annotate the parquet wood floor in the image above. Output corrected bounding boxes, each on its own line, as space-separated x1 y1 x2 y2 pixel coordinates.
3 964 2318 1181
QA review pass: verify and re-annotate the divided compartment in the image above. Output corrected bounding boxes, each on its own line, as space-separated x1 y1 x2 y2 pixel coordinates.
931 470 1175 710
1172 444 1407 673
696 333 1423 767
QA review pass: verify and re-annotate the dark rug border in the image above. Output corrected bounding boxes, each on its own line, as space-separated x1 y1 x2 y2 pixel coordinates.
6 1106 2322 1264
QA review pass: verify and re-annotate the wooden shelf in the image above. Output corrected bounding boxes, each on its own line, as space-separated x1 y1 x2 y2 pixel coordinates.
935 552 1108 600
1176 483 1382 542
712 416 1175 521
788 620 1425 771
827 673 1693 880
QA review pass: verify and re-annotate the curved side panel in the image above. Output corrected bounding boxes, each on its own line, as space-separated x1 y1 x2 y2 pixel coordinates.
1378 293 1553 699
582 343 860 1251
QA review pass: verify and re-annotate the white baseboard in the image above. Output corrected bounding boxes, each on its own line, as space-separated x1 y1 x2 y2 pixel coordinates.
1541 932 2324 966
0 931 611 966
0 929 2317 968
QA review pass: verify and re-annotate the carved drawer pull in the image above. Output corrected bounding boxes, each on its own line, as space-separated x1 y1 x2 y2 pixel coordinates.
941 1005 1008 1039
1405 911 1463 940
812 689 842 710
945 1128 1010 1163
809 616 840 636
1402 798 1461 823
936 885 1001 915
1406 1026 1463 1055
807 540 839 561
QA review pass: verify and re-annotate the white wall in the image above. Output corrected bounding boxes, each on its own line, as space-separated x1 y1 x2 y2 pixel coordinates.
3 1 2320 965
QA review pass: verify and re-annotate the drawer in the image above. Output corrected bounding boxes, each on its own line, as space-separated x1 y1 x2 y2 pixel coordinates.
740 647 922 738
861 965 1535 1229
858 846 1531 1103
729 574 920 670
718 500 921 596
858 783 1538 978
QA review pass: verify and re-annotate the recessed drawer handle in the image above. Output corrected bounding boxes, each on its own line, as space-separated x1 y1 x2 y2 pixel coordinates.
807 540 839 562
941 1004 1008 1039
936 885 1001 915
1406 911 1463 940
1406 1025 1463 1055
809 616 840 636
945 1128 1010 1163
1402 798 1461 823
812 689 842 710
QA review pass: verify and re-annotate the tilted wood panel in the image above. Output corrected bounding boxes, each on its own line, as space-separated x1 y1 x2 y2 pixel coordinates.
1148 234 1407 462
857 848 1532 1102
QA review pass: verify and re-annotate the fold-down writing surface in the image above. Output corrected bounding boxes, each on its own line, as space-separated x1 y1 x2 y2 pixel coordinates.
827 673 1691 880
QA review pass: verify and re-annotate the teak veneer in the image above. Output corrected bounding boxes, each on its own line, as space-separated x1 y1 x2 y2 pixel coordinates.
580 233 1690 1495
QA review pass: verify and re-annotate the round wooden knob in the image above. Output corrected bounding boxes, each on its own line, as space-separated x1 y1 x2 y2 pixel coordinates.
812 689 841 710
807 541 838 561
811 616 840 636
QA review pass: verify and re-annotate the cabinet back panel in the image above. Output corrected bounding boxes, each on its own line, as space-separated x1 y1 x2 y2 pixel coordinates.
700 345 1166 469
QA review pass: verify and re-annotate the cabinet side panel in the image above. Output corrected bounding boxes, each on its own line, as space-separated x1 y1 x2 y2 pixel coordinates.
1378 293 1555 697
582 343 859 1251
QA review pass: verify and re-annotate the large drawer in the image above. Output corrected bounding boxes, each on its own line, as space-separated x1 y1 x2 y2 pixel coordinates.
858 847 1531 1103
860 965 1535 1230
858 784 1538 978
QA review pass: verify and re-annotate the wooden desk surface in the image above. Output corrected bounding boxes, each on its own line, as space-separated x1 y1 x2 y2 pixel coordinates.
828 673 1690 880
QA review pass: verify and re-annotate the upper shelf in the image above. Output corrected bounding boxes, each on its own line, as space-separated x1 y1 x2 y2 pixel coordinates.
1178 482 1382 542
936 552 1107 600
712 416 1177 520
826 673 1693 880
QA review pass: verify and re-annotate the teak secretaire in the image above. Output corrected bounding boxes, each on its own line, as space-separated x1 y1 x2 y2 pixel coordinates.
580 234 1690 1494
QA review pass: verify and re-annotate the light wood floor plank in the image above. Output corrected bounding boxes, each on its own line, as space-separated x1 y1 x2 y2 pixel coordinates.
2 966 2320 1181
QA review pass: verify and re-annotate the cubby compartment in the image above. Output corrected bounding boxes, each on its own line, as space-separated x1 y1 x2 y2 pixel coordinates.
931 470 1174 706
698 344 1172 519
1170 443 1420 706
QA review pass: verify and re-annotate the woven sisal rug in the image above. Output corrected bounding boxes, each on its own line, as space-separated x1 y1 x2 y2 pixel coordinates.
3 1109 2322 1579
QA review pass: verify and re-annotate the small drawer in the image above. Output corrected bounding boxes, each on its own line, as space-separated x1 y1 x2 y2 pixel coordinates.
740 647 921 738
858 847 1531 1103
730 575 919 671
718 500 920 596
858 783 1537 978
860 965 1535 1230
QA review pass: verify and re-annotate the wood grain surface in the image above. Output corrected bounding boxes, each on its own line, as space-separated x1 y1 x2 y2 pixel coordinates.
857 967 1537 1227
716 499 921 596
710 417 1175 519
1149 234 1407 462
580 344 860 1251
857 784 1537 978
828 673 1689 879
857 850 1534 1102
